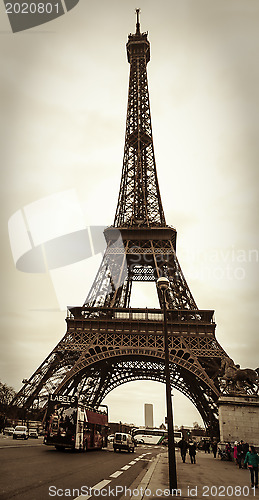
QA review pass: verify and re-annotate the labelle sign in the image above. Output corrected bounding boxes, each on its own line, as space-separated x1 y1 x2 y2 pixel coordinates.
49 394 77 405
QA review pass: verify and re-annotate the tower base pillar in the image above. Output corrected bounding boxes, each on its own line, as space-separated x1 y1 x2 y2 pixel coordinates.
218 395 259 446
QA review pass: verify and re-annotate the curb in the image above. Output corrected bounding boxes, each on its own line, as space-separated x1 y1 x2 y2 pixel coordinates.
126 452 162 500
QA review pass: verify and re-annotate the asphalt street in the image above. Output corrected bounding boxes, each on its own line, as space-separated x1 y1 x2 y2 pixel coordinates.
0 435 161 500
1 436 257 500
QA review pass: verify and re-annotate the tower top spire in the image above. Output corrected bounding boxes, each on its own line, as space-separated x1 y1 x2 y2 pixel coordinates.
127 10 150 64
114 12 165 228
135 8 141 34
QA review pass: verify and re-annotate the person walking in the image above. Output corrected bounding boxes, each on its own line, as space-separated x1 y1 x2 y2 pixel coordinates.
233 441 238 465
204 441 210 453
225 442 232 461
243 442 249 469
189 440 197 464
212 441 218 459
237 441 243 468
178 437 188 463
244 445 259 489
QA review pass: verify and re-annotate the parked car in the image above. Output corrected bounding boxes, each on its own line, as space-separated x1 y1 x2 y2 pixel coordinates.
113 432 135 453
3 427 15 436
13 425 29 440
29 429 38 439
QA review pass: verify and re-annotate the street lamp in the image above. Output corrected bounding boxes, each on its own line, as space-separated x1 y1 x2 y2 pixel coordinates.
21 379 29 425
157 277 177 492
22 379 36 425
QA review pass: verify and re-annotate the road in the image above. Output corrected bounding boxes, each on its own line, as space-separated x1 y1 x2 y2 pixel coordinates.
0 435 161 500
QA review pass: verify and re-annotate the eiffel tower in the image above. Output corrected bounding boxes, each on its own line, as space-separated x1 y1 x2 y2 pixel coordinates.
13 11 233 432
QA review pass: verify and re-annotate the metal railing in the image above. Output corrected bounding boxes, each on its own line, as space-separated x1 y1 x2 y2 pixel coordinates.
67 306 215 324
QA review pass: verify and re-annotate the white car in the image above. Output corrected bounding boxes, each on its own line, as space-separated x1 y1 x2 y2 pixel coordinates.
113 433 135 453
13 425 29 440
29 429 38 439
3 427 15 436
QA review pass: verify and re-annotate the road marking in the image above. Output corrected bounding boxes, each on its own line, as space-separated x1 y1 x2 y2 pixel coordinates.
92 480 111 490
74 480 111 500
74 493 91 499
109 470 123 478
74 453 147 499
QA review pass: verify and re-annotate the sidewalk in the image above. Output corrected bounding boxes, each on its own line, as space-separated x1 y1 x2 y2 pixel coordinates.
124 448 258 499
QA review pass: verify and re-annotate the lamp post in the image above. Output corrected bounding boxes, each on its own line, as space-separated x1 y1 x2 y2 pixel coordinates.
22 379 33 426
157 277 177 492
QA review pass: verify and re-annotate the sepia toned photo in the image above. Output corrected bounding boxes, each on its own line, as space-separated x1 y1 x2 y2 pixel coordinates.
0 1 258 498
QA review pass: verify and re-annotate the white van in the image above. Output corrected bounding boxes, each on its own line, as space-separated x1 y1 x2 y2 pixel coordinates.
113 432 135 453
13 425 29 440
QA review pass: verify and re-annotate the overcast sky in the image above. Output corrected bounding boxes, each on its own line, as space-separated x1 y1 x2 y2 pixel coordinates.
0 0 259 429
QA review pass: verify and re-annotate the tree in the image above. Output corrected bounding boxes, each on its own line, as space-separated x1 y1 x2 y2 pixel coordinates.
0 381 16 407
0 381 16 431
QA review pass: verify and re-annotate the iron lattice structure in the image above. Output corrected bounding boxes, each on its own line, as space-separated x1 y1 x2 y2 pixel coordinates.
12 12 247 432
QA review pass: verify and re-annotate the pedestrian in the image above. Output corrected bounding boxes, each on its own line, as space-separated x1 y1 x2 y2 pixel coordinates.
243 442 249 469
234 441 238 465
178 437 188 463
237 441 243 468
212 441 218 459
189 440 197 464
204 441 209 453
244 445 259 489
225 442 232 461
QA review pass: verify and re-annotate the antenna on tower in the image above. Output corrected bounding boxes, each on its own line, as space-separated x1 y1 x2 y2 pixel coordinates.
136 8 141 34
